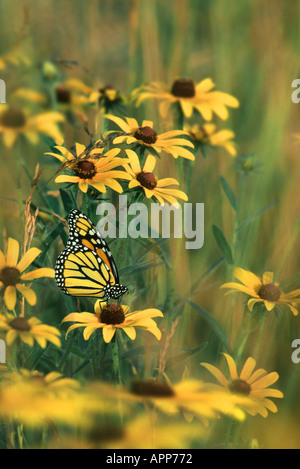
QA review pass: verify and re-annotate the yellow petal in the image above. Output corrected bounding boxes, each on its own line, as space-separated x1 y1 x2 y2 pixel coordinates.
102 326 116 343
240 357 256 381
200 362 229 387
4 286 17 310
125 150 141 174
17 247 41 273
55 175 80 184
143 154 157 173
251 372 279 391
16 284 37 306
221 282 258 297
21 268 55 280
223 354 238 381
5 329 18 346
286 303 299 316
105 114 131 133
0 250 6 269
83 325 99 340
247 298 262 311
180 100 193 118
264 301 275 311
6 238 20 267
233 268 262 291
122 326 136 340
75 142 86 158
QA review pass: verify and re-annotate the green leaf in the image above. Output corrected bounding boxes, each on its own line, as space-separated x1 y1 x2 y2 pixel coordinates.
60 188 78 215
212 225 233 264
220 176 237 211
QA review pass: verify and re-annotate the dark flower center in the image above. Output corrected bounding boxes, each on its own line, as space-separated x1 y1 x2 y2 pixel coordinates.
136 171 157 190
131 379 175 397
73 160 96 179
88 424 125 443
30 375 47 386
133 126 157 144
0 107 26 128
229 379 251 395
99 84 115 94
55 85 71 104
171 78 195 98
100 303 125 325
9 317 31 332
258 283 281 302
0 267 21 287
190 126 210 143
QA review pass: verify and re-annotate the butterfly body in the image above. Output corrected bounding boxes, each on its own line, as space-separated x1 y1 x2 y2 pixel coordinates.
55 209 128 300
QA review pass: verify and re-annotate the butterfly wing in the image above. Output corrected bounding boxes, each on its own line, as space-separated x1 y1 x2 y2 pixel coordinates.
55 209 127 299
67 209 120 283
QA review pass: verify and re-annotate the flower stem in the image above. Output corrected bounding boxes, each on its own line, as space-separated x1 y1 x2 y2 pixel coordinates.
58 333 76 373
112 330 122 387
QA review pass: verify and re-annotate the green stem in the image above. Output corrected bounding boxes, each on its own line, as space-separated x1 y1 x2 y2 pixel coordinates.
252 315 267 359
81 191 87 215
58 334 76 372
112 331 122 387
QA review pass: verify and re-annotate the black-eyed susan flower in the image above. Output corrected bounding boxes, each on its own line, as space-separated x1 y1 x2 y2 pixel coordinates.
221 267 300 316
0 377 116 428
0 237 55 310
2 368 79 390
94 378 246 424
98 85 125 113
54 78 95 109
61 80 126 112
0 104 64 147
68 415 207 449
201 354 284 418
132 78 239 120
124 150 188 207
184 123 237 157
0 313 61 348
45 141 131 194
62 301 163 343
104 115 195 160
0 47 30 71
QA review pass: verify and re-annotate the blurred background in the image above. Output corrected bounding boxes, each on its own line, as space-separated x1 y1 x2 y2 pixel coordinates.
0 0 300 448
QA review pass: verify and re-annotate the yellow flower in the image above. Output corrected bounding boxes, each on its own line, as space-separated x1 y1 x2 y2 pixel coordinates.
45 141 131 194
105 115 195 160
54 78 96 109
0 47 30 70
0 105 64 147
0 238 55 310
0 313 61 348
0 377 113 428
124 149 188 207
184 123 237 157
132 78 239 120
2 368 79 390
66 415 208 450
60 80 125 111
94 378 246 424
62 301 163 343
201 354 284 418
221 267 300 315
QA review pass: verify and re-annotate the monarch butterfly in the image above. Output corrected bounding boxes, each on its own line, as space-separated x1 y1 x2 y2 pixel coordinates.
55 209 128 300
